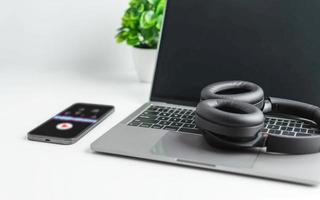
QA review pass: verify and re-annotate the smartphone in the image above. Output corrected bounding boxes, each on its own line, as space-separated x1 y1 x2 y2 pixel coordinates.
28 103 114 144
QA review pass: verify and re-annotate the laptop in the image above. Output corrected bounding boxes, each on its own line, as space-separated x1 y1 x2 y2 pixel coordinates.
92 0 320 185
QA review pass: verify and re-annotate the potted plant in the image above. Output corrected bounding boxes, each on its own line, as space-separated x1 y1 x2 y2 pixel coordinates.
116 0 165 82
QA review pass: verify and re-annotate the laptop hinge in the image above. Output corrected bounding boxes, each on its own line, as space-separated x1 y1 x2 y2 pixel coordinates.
150 97 197 107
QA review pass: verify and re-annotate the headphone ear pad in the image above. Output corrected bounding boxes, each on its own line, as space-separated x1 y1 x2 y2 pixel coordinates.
202 130 266 149
195 99 264 140
201 80 265 109
314 109 320 125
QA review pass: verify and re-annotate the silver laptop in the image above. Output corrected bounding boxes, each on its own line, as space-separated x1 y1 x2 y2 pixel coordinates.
91 0 320 185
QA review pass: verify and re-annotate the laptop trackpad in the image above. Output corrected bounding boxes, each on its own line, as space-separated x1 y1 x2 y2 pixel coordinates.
150 132 259 168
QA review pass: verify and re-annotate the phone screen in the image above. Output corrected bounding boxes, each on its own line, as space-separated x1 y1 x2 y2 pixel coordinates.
28 103 114 139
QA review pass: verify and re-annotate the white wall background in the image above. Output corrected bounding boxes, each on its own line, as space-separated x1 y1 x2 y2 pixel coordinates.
0 0 132 73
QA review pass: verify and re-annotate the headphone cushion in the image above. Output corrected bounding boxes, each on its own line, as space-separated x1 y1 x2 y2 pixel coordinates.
196 99 264 139
201 80 264 109
314 108 320 125
202 130 266 149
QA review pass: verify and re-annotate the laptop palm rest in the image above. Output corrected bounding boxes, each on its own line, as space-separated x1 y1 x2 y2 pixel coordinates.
150 132 259 168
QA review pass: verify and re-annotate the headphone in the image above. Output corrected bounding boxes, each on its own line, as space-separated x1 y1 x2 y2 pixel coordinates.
195 80 320 154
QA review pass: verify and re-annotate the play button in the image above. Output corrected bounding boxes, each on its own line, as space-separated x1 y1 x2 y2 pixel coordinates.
56 122 73 130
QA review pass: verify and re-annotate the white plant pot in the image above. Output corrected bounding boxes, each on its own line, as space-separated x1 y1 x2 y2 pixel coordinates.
131 47 157 83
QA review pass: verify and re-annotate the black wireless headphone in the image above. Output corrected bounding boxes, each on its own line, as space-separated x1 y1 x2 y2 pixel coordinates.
195 80 320 154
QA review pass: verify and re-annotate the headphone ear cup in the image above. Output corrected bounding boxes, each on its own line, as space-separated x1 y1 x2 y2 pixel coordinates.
314 109 320 125
195 99 265 147
202 130 267 150
201 80 265 109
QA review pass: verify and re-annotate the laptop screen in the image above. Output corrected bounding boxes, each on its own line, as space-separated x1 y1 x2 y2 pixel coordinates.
151 0 320 106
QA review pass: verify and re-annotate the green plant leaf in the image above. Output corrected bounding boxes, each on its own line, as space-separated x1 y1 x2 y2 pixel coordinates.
156 14 163 30
147 0 159 5
126 32 139 46
116 0 166 48
140 10 157 29
156 0 165 15
137 3 145 13
130 0 147 8
116 35 125 43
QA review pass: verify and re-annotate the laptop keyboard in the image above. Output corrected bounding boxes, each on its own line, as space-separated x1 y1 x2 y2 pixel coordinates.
128 105 199 134
128 105 320 136
262 117 319 136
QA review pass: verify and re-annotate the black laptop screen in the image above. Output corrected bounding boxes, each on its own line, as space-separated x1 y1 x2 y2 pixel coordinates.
151 0 320 106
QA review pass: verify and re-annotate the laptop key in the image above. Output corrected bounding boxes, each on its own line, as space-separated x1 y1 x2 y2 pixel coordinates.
138 115 157 120
286 127 293 131
158 116 169 120
308 130 315 134
148 107 158 111
300 128 307 133
142 111 158 116
159 121 171 125
183 123 196 128
288 123 295 127
267 125 280 130
128 122 141 126
159 112 170 116
171 122 183 127
170 117 181 122
151 124 164 129
296 133 312 137
164 126 179 131
181 119 193 123
132 118 144 123
171 114 182 118
282 131 295 136
139 123 153 128
269 130 281 134
294 128 301 132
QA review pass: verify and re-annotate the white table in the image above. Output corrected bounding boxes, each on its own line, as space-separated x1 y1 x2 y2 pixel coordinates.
1 65 319 200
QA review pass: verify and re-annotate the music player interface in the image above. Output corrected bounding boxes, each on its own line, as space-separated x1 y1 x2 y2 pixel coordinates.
29 104 112 138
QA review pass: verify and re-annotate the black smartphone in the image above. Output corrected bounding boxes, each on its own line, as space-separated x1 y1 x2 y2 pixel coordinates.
28 103 114 144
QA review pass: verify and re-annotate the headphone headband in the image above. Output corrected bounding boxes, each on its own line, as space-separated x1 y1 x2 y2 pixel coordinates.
262 97 320 154
266 97 320 124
